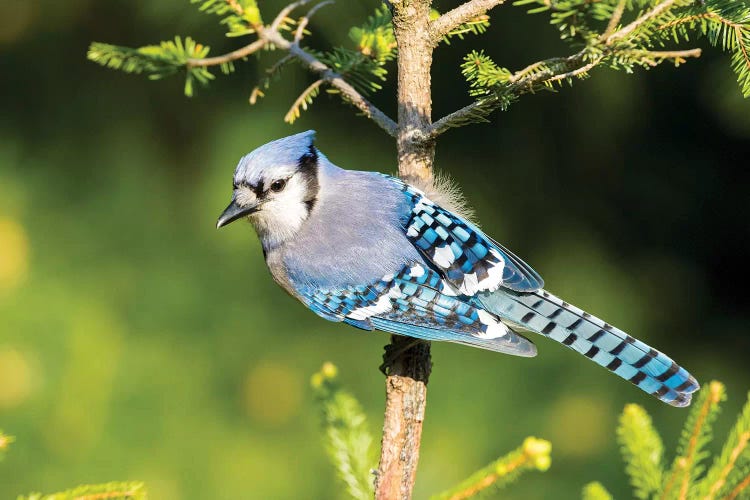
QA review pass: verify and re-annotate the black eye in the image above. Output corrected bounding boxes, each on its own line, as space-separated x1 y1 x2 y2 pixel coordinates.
270 179 287 192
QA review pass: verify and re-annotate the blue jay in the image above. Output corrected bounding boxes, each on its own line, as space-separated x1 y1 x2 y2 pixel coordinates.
217 131 699 407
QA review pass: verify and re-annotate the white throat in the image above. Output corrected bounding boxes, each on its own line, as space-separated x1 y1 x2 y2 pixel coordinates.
248 174 313 252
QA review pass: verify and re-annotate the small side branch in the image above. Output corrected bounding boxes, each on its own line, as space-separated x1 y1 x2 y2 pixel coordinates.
429 101 490 138
625 48 702 66
705 431 750 500
429 50 588 138
606 0 679 44
429 0 704 141
260 28 398 137
429 0 507 45
601 0 627 40
727 473 750 500
294 0 334 43
187 39 266 68
185 1 398 137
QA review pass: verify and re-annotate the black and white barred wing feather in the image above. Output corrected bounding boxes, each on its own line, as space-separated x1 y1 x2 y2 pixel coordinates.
296 263 537 357
394 178 544 294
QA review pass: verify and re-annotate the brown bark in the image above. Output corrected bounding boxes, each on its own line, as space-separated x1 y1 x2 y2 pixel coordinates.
375 1 435 499
375 336 432 500
391 0 436 185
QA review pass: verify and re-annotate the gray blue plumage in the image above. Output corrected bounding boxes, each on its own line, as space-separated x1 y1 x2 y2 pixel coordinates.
217 130 700 407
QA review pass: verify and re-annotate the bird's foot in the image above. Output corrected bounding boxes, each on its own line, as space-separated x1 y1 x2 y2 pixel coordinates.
379 338 421 375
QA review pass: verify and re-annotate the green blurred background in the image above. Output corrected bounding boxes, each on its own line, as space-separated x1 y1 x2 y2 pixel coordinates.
1 0 749 498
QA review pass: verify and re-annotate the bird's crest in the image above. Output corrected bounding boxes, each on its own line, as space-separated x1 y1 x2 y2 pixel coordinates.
234 130 317 186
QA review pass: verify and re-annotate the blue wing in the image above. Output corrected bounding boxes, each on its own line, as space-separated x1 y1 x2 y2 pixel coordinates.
389 176 544 294
294 263 537 357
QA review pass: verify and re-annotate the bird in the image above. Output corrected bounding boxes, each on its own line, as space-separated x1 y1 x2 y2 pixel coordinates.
217 130 700 407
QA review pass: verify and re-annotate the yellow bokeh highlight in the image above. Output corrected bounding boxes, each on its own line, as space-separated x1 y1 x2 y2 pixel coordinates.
243 360 302 426
0 347 34 409
544 395 611 458
0 217 29 293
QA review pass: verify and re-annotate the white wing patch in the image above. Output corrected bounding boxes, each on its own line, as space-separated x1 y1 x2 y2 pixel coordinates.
473 310 510 339
457 248 506 295
440 280 459 296
432 244 455 268
409 264 425 277
346 285 402 320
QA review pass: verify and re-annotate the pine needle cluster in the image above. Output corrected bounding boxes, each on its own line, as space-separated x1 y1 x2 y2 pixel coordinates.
311 362 376 500
431 436 552 500
462 0 750 120
309 362 550 500
88 37 213 97
191 0 263 37
584 381 750 500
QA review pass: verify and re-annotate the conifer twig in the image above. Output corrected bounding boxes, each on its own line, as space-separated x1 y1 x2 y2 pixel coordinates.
285 79 323 123
187 39 266 68
259 26 398 137
294 0 335 43
726 472 750 500
271 0 314 32
428 0 705 140
601 0 628 40
630 49 702 65
606 0 680 44
432 437 551 500
617 404 665 499
705 431 750 499
430 0 507 45
187 1 398 137
677 382 724 499
660 381 724 500
657 13 750 76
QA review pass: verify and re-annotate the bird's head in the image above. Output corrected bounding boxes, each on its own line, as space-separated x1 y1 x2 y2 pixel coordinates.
217 130 321 249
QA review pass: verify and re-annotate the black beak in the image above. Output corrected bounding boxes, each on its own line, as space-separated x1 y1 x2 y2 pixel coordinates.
216 197 258 228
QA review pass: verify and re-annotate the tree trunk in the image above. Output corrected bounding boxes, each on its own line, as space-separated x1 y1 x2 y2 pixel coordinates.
375 1 435 499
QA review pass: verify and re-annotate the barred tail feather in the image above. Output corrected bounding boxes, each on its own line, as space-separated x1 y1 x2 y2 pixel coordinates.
479 289 700 407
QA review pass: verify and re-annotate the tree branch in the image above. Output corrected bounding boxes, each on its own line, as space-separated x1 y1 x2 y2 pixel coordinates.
259 27 398 137
186 2 398 137
429 8 703 140
430 0 507 45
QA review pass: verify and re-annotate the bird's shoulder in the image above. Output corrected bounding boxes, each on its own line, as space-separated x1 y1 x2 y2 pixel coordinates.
276 169 422 290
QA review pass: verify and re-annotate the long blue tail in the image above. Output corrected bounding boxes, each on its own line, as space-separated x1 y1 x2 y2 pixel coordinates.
479 289 700 407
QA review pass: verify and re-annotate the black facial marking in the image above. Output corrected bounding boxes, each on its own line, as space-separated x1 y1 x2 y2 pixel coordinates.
236 179 265 199
298 144 320 213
